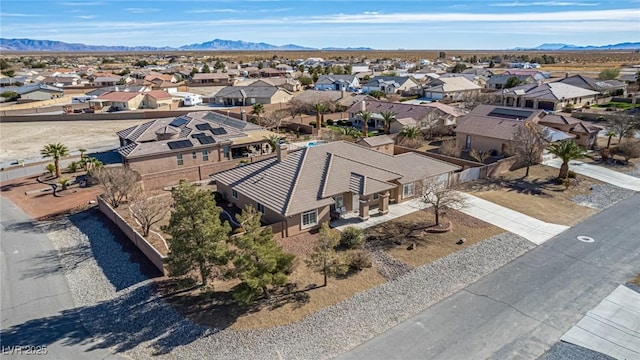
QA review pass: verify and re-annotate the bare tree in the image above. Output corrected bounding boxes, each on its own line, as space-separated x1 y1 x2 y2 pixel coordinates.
420 178 466 226
511 120 550 177
92 166 141 208
130 193 171 237
460 92 493 111
263 109 288 132
606 113 640 142
469 148 491 164
439 140 460 157
616 139 640 163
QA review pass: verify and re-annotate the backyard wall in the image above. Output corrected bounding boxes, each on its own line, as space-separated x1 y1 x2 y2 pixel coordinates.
0 108 197 121
97 196 166 275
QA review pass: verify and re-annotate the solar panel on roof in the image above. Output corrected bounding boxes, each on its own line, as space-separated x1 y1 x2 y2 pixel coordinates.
197 136 216 145
191 132 207 138
167 140 194 150
196 123 212 131
211 127 227 135
169 117 188 127
487 108 533 120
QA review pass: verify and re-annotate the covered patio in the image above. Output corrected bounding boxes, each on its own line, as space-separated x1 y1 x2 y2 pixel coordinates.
331 197 429 231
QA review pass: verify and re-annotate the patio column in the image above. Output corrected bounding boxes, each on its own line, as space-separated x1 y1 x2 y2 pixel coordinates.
359 195 370 221
379 191 390 215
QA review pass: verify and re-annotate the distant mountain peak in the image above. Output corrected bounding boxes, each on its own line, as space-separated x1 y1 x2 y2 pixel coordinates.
513 42 640 51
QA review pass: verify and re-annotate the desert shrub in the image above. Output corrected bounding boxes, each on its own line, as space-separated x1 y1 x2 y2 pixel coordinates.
309 121 316 127
212 191 223 203
347 250 372 271
340 226 364 249
567 170 577 178
439 140 460 157
326 119 334 126
67 161 80 173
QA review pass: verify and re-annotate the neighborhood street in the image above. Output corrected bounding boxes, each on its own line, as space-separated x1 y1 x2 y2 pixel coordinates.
0 198 120 359
339 193 640 360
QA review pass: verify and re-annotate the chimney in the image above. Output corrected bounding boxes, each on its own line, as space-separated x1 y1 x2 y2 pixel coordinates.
276 143 288 162
241 109 246 122
565 72 569 78
341 89 346 99
361 100 366 112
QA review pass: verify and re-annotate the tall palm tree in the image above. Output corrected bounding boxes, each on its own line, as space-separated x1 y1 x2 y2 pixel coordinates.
263 134 284 153
399 126 422 139
314 103 327 130
358 110 371 138
78 148 87 159
605 131 617 149
251 103 265 125
41 143 69 178
380 110 396 135
547 140 586 179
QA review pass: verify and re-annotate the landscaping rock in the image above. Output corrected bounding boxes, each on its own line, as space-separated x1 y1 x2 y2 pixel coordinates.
571 183 635 209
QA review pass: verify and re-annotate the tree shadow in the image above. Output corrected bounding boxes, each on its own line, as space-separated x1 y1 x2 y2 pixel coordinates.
1 218 69 234
0 282 215 356
20 243 92 279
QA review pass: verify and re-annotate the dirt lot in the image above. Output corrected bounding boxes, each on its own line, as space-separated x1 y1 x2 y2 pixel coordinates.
0 120 150 163
0 174 102 219
460 165 600 226
367 209 504 268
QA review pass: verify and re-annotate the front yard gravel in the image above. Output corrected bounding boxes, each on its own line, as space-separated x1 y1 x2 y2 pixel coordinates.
49 210 534 360
571 183 635 209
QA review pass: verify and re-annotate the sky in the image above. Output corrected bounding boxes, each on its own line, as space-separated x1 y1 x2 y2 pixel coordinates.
1 0 639 49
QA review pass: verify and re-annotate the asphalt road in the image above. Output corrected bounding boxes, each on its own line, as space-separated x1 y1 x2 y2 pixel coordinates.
339 193 640 360
0 198 120 359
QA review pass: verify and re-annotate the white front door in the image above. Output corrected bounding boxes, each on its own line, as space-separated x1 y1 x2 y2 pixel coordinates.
352 193 359 212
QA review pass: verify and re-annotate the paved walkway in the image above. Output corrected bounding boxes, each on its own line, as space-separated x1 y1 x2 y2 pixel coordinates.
561 285 640 360
331 198 428 231
457 193 569 245
543 158 640 192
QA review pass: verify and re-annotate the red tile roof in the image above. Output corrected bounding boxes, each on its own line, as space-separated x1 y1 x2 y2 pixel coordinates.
145 90 172 100
98 91 142 102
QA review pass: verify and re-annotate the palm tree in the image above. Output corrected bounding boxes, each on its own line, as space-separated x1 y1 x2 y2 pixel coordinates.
358 110 371 138
399 126 422 139
380 110 396 135
605 131 617 149
547 140 586 179
338 126 362 139
263 134 284 153
78 148 87 159
314 103 327 130
41 143 69 178
251 103 265 125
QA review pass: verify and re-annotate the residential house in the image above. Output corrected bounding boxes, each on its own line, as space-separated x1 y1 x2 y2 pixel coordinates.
422 77 482 101
246 78 302 92
292 90 372 110
498 82 600 111
504 70 549 82
96 91 144 111
213 85 293 106
144 73 177 84
361 76 420 95
143 90 175 109
93 76 130 87
538 114 602 149
85 85 149 98
556 74 627 97
439 73 486 87
346 99 462 134
212 141 460 237
191 73 234 86
258 68 287 78
486 74 535 90
3 84 64 101
42 76 81 87
117 111 279 189
314 74 360 91
455 105 547 155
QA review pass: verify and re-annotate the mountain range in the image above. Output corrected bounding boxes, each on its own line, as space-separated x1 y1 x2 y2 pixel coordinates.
514 42 640 51
1 38 638 52
0 38 372 52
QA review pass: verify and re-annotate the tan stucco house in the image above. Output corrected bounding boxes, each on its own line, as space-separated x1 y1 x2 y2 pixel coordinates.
212 141 460 237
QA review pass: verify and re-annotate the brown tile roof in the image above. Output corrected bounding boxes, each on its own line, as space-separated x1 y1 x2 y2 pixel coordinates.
357 135 394 147
98 91 142 102
213 141 460 216
145 90 172 100
455 105 545 140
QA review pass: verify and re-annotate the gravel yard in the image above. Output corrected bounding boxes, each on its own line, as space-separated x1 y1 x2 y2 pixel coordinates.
571 183 636 209
47 212 534 359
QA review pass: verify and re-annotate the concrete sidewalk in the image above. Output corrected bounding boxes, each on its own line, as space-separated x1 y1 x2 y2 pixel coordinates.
561 285 640 360
331 198 428 231
457 192 569 245
544 158 640 192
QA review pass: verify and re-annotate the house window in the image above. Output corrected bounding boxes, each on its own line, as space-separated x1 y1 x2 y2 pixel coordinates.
373 193 380 200
192 151 197 159
257 203 265 214
177 154 183 166
202 150 209 161
301 209 318 228
403 183 415 199
223 145 230 159
232 189 238 199
465 135 472 149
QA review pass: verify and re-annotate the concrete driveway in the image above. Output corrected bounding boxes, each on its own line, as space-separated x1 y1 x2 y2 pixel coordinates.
458 192 569 245
561 285 640 360
544 158 640 192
